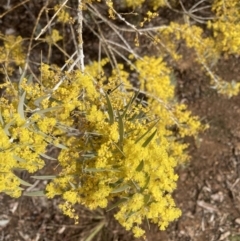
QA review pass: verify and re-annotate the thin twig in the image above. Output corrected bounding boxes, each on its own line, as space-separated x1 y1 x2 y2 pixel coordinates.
87 4 138 58
35 0 69 40
0 0 30 18
23 0 49 75
77 0 85 72
70 24 80 69
104 0 142 35
61 50 78 71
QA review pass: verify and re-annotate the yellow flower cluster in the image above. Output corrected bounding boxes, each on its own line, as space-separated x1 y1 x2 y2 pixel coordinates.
0 33 25 75
0 64 99 197
124 0 145 8
157 16 240 97
0 47 202 237
149 0 167 10
140 11 159 27
42 57 202 237
210 0 240 54
45 29 63 44
0 99 47 197
212 79 240 98
0 1 216 237
135 56 202 162
54 5 73 24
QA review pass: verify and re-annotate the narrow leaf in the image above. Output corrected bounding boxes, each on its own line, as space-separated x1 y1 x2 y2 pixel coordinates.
13 155 26 163
40 153 57 160
35 106 62 115
146 216 150 230
141 175 150 192
129 110 145 121
15 175 32 187
84 168 120 173
132 180 140 191
23 190 45 197
122 90 140 119
144 194 151 204
142 129 157 147
69 181 76 189
107 83 122 94
111 184 130 194
18 91 26 119
33 95 49 107
136 160 144 172
4 119 15 136
85 221 105 241
112 142 125 157
135 120 159 144
84 168 107 173
31 175 56 180
105 93 114 124
0 108 4 126
28 74 33 83
107 198 129 212
170 72 177 87
81 153 97 158
118 111 124 149
19 67 26 86
54 143 68 149
19 66 23 75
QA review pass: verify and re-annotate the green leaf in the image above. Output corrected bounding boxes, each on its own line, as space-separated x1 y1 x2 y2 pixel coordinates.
107 83 122 94
19 67 26 86
141 175 150 192
13 155 26 163
110 177 123 186
107 197 129 212
135 120 159 144
40 153 57 160
81 153 97 158
84 168 106 173
142 129 157 147
105 93 114 124
28 74 33 83
54 143 68 149
31 175 56 180
19 66 23 75
35 106 62 115
18 91 26 119
136 160 144 172
84 168 120 173
4 119 15 136
170 72 177 87
15 175 32 187
121 90 140 119
33 95 49 107
111 184 130 194
131 180 140 191
68 181 76 189
129 110 145 122
0 108 4 126
84 221 105 241
144 194 151 204
23 190 45 196
145 216 150 230
118 111 124 149
112 142 125 157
